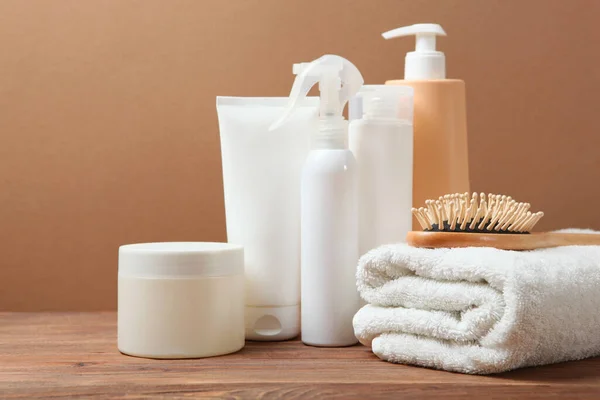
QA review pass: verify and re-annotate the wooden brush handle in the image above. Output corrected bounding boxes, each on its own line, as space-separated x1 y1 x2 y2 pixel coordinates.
406 231 600 250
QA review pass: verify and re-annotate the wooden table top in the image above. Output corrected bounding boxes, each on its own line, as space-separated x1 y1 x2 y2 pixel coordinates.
1 312 600 399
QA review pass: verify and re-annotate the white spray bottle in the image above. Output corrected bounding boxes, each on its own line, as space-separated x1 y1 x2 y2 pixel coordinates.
271 55 364 347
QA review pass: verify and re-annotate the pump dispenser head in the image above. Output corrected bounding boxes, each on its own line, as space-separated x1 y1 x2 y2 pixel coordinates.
270 55 363 147
382 23 447 80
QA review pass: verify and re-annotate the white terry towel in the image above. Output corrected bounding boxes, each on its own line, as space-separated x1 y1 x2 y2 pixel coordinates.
353 232 600 374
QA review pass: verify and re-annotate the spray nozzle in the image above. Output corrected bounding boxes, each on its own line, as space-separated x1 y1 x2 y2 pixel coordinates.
382 23 447 80
270 55 364 131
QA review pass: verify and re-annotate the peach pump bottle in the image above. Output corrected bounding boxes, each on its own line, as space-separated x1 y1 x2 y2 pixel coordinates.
383 24 470 226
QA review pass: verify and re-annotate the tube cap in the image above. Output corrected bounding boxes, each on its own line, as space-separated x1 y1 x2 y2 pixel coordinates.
245 305 300 341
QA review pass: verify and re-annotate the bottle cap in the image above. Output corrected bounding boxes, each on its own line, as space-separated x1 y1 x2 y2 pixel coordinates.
349 85 413 122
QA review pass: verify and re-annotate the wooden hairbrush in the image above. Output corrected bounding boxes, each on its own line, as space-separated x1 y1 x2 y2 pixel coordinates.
408 192 600 250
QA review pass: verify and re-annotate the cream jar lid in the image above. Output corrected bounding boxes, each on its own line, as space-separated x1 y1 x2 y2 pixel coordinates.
119 242 244 278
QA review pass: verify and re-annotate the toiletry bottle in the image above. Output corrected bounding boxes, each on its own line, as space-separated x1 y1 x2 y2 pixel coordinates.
271 55 364 347
217 97 319 341
349 85 414 257
382 24 470 227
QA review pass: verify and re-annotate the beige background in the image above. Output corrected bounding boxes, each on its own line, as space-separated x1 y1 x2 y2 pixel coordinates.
1 0 599 311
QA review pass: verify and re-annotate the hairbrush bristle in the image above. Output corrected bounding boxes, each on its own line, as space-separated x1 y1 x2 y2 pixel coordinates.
412 192 544 234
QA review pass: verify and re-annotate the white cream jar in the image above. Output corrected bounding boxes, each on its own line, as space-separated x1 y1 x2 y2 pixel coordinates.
118 242 245 359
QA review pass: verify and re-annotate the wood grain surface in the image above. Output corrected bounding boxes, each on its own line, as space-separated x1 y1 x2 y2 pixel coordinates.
1 313 600 399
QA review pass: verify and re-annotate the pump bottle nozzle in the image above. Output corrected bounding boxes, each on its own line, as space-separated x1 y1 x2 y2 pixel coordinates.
382 23 447 80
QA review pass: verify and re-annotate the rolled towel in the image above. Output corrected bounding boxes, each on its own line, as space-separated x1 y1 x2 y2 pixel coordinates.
353 234 600 374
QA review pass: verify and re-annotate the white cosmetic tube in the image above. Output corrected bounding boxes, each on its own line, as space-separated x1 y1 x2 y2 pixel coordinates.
216 97 318 341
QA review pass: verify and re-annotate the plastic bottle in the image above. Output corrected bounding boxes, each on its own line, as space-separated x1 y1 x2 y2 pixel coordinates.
270 55 364 347
349 85 414 257
382 23 470 226
217 97 319 341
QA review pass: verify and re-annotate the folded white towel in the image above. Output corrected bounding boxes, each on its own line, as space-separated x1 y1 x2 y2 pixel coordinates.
353 233 600 374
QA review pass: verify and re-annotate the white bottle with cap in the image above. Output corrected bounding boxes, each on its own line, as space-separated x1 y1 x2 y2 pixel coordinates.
271 54 364 347
382 24 470 224
349 85 414 257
